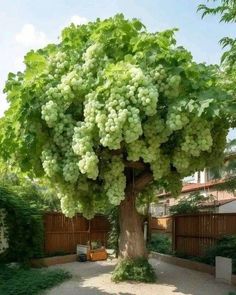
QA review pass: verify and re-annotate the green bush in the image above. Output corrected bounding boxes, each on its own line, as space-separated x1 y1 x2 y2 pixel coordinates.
149 234 172 254
0 187 44 263
112 257 156 283
0 173 60 212
199 235 236 274
175 235 236 274
169 192 210 215
0 264 71 295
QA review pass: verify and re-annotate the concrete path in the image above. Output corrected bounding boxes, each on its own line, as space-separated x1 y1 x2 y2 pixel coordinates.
45 258 236 295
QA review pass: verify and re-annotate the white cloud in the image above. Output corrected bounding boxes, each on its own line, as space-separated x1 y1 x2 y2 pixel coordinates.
59 15 88 36
69 15 88 26
15 24 48 48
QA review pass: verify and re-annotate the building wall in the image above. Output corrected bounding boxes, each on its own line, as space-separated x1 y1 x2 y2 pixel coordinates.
152 187 236 216
219 200 236 213
150 203 170 217
208 189 235 201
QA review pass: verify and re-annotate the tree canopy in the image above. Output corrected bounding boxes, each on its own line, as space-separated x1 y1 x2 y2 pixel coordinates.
198 0 236 67
0 14 233 218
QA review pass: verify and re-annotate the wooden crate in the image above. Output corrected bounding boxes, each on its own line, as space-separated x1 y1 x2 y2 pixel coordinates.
89 248 108 261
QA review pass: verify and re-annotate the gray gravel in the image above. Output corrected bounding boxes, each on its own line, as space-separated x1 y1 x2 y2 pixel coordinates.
45 258 236 295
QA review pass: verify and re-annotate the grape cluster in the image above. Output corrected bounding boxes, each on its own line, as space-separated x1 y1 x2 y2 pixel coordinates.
41 148 60 177
150 153 170 181
41 101 60 128
82 43 106 73
166 110 189 131
127 114 172 178
164 75 181 98
172 150 190 173
72 123 99 180
48 51 69 79
62 154 80 183
88 63 159 149
181 120 213 156
151 65 167 92
59 193 78 218
103 156 126 205
166 173 183 197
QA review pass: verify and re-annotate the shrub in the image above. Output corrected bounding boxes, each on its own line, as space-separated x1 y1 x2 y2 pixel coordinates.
0 187 44 263
169 192 210 215
0 264 71 295
175 235 236 274
149 234 172 254
112 257 156 283
200 235 236 273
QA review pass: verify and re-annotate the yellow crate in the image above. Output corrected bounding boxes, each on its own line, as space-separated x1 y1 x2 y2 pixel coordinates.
88 248 108 261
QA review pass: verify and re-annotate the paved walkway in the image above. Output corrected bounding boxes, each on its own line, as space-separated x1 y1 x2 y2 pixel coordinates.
46 258 236 295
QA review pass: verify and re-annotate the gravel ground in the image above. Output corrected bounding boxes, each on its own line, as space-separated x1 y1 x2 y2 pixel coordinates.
45 258 236 295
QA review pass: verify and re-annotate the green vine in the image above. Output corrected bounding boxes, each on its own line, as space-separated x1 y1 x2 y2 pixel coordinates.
0 186 44 263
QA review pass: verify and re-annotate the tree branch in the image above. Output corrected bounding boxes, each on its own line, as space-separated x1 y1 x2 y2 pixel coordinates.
224 152 236 163
123 160 147 170
127 170 153 194
110 149 123 155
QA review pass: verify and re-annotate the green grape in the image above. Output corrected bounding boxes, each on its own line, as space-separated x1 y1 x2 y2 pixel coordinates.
41 148 61 177
165 173 183 197
103 156 126 205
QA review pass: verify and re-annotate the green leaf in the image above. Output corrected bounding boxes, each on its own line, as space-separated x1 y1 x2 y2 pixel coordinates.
24 51 47 82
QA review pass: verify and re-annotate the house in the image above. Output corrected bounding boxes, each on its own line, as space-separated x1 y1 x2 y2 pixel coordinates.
150 170 236 217
200 199 236 213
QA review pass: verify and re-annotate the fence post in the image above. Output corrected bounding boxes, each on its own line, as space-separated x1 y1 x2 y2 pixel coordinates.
172 215 176 253
147 213 152 242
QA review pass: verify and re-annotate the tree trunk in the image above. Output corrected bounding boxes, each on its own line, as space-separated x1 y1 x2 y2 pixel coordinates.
118 189 147 259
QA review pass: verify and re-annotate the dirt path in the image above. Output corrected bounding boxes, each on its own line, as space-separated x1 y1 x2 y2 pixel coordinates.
45 258 236 295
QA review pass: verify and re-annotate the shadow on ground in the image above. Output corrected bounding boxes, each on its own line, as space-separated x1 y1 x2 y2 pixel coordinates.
45 258 236 295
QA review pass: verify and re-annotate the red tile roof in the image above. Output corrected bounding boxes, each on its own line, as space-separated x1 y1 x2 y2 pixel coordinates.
158 179 225 198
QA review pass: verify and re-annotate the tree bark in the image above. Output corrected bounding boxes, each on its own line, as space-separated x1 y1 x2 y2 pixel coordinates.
118 188 148 259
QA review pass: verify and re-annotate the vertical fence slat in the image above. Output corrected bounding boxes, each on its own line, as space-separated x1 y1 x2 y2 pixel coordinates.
44 213 110 254
151 213 236 257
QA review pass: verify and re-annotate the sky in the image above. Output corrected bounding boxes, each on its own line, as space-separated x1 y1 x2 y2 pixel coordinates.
0 0 235 137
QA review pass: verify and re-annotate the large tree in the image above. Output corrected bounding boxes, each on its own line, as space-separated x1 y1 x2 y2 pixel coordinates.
0 15 234 279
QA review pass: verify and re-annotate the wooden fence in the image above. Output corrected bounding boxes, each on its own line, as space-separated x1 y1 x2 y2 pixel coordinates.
44 212 236 257
150 216 172 237
151 213 236 257
44 213 110 254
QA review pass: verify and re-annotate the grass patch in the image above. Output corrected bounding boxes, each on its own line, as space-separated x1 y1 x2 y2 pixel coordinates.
0 264 71 295
112 257 156 283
